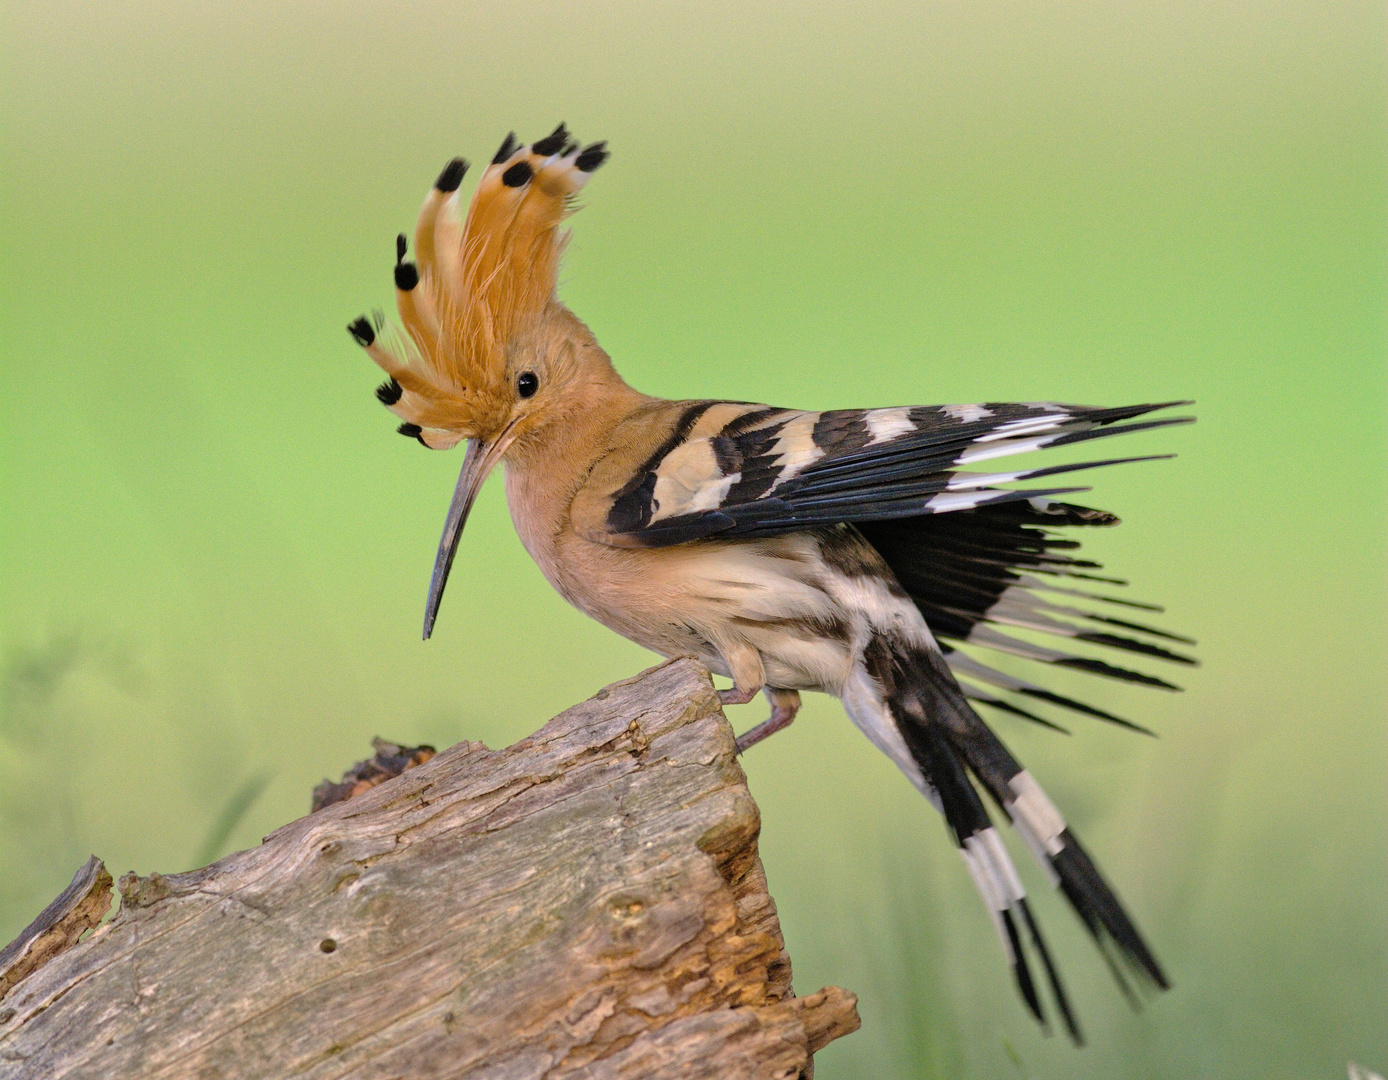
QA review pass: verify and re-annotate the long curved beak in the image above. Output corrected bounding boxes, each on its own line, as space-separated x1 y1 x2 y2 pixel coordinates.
421 427 517 640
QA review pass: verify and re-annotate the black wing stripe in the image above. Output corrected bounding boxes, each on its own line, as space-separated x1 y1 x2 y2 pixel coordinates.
720 405 788 437
1071 631 1196 664
819 400 1185 465
607 401 719 533
811 409 873 452
777 453 1170 502
962 626 1182 690
926 601 1197 665
919 575 1191 645
944 645 1159 734
738 483 1081 518
909 540 1101 571
954 418 1193 468
608 401 1191 547
959 680 1072 734
727 487 1091 531
1017 688 1157 736
721 419 794 504
1082 613 1194 644
1043 568 1130 585
861 498 1194 707
796 404 1187 484
620 511 740 547
1044 416 1195 451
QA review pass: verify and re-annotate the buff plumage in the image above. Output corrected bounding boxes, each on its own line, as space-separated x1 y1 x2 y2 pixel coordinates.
347 125 1195 1042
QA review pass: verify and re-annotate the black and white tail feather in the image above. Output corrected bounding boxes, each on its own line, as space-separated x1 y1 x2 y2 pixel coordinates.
854 630 1168 1044
581 398 1194 1039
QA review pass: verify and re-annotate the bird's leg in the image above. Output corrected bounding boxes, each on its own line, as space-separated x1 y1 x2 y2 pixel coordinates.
735 688 802 754
714 643 791 752
715 642 765 707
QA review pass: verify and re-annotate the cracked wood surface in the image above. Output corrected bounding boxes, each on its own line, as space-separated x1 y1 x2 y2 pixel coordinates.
0 658 859 1079
0 857 112 1002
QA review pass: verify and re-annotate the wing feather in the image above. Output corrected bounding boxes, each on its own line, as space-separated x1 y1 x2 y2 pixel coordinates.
573 399 1191 547
570 396 1194 731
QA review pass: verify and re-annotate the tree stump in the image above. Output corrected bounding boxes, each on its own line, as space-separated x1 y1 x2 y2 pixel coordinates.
0 658 859 1078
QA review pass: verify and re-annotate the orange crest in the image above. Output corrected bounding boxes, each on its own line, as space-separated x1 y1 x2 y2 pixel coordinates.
349 124 609 449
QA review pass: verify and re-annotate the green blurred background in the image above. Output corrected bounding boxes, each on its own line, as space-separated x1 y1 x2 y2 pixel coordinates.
2 1 1384 1075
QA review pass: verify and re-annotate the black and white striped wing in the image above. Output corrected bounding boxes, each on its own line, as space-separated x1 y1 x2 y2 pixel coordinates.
575 397 1196 731
859 498 1199 735
583 399 1191 546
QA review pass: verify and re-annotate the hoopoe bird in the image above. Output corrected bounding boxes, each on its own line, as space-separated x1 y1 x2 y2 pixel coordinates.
348 124 1195 1043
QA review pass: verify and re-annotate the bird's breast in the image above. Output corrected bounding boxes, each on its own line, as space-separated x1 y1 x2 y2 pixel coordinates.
505 465 866 692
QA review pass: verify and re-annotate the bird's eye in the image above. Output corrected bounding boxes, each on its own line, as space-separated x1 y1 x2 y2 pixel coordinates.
517 371 539 398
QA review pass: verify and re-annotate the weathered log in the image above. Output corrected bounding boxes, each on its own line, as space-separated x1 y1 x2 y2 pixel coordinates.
311 737 439 812
0 658 859 1078
0 857 112 1003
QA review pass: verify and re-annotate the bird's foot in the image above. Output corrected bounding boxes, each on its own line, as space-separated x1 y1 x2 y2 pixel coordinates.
734 689 802 754
718 685 759 707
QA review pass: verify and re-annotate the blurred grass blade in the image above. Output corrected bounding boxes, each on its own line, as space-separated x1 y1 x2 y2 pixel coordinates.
193 773 271 869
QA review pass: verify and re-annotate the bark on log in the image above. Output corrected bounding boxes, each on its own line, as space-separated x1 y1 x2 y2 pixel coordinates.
0 658 859 1079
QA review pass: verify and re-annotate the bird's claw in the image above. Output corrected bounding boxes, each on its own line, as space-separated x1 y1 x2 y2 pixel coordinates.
735 702 800 754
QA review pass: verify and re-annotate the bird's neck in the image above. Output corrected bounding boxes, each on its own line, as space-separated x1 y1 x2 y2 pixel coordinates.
503 364 653 565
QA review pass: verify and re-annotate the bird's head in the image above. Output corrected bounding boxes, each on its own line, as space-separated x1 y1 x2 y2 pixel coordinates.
348 125 610 638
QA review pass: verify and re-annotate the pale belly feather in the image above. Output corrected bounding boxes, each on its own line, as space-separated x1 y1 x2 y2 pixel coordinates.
506 467 932 699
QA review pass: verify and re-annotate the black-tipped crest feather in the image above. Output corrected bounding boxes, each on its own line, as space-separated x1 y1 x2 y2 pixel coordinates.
501 160 533 187
531 123 569 156
347 316 374 347
375 378 403 406
434 157 468 192
492 132 519 164
575 141 609 172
